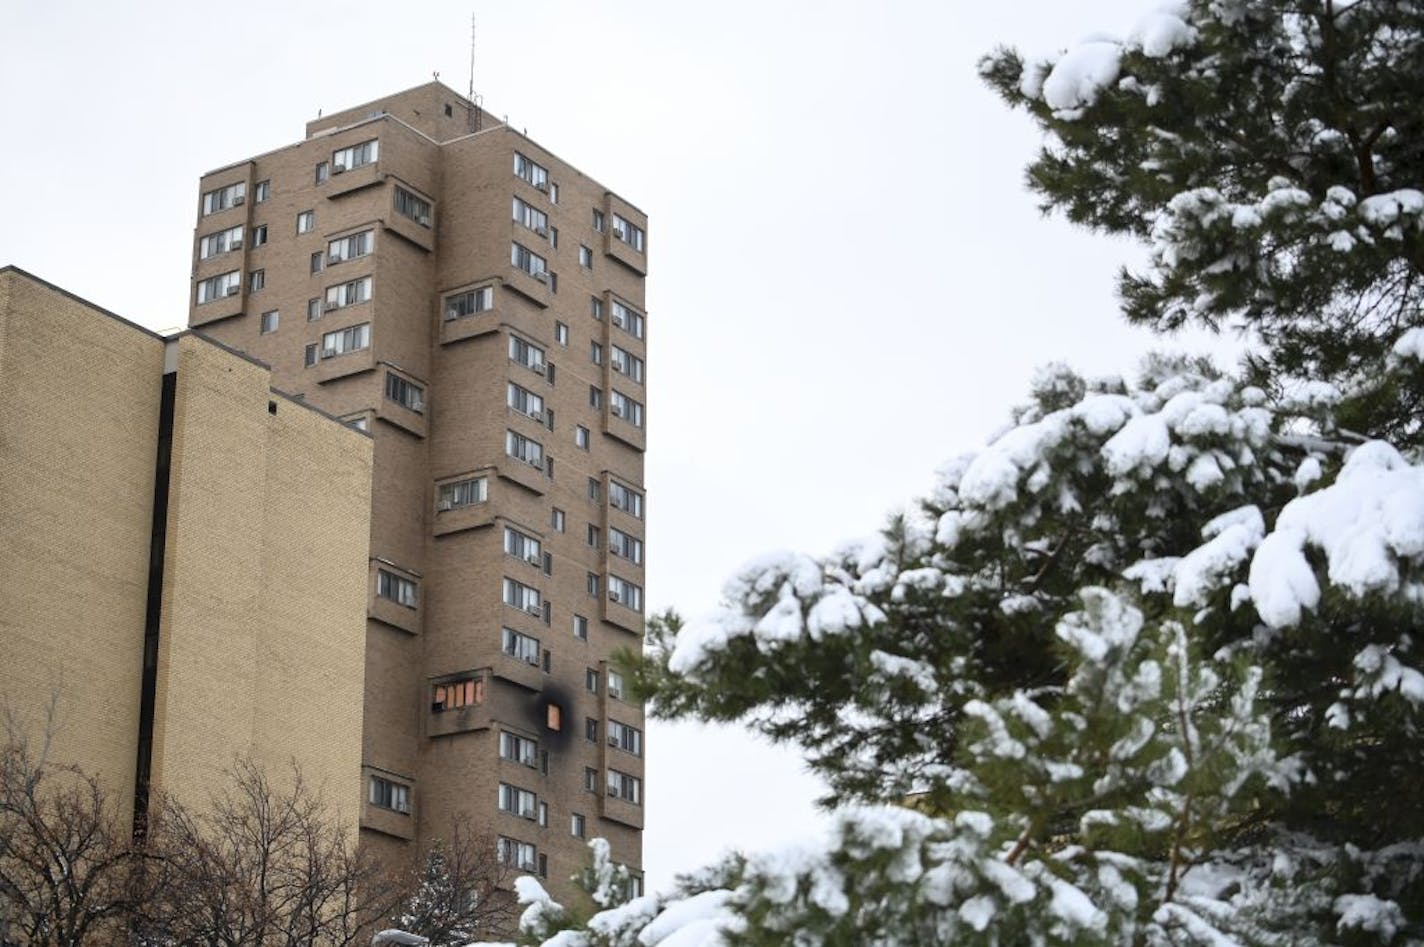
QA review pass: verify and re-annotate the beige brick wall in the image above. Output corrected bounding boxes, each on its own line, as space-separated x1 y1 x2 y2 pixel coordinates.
0 269 165 828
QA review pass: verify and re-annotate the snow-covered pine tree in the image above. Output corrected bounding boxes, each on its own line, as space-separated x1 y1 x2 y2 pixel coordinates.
980 0 1424 445
480 3 1424 944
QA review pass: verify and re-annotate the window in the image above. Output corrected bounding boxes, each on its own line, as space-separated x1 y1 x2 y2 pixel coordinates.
539 802 548 827
609 527 643 565
608 669 625 700
611 300 645 339
201 181 245 215
555 321 569 346
500 731 538 766
607 769 641 805
507 382 545 420
320 323 370 358
587 573 600 597
438 476 487 511
608 575 643 611
328 230 372 264
333 139 379 172
297 210 314 234
514 152 549 190
325 276 372 310
593 209 605 232
504 527 543 565
369 775 410 813
584 717 599 742
196 271 240 304
433 677 482 711
497 837 536 872
587 477 601 503
259 310 278 334
248 269 265 293
575 616 589 641
315 162 329 185
584 767 598 792
610 390 644 427
254 180 270 202
311 252 324 274
508 335 546 374
377 569 418 608
611 345 644 383
551 509 566 533
307 297 321 321
511 242 548 281
590 342 603 365
505 430 544 469
549 183 559 205
612 214 646 252
503 576 543 616
543 552 554 576
385 373 424 412
575 426 590 450
571 813 586 838
609 481 644 518
501 625 541 662
512 196 549 235
252 224 267 248
579 245 593 268
498 783 538 820
589 386 603 410
304 344 318 368
394 186 432 227
587 524 601 549
590 296 604 320
547 703 563 730
198 225 244 259
445 286 493 321
608 720 643 756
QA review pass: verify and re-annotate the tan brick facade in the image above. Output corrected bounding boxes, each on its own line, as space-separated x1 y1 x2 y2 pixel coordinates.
0 268 372 836
187 81 649 899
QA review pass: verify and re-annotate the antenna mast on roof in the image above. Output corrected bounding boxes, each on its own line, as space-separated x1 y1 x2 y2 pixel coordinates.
467 12 483 132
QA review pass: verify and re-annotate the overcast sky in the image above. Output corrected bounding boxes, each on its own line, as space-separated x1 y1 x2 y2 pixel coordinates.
1 0 1242 894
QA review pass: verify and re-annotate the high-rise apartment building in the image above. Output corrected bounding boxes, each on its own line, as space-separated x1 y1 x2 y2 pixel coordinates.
186 82 648 897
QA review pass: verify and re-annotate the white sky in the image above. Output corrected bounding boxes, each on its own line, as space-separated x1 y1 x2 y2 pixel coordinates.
1 0 1242 895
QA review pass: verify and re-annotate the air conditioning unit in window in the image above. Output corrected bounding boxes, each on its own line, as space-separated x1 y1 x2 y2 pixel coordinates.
325 301 339 311
329 252 342 263
531 272 547 284
535 227 548 238
226 285 241 296
535 181 549 192
525 553 542 567
609 590 622 604
444 308 460 321
233 196 245 206
411 399 424 412
437 498 453 512
527 409 543 423
525 456 542 470
607 734 619 746
417 214 431 227
232 239 243 250
333 163 347 174
520 805 536 819
530 362 546 376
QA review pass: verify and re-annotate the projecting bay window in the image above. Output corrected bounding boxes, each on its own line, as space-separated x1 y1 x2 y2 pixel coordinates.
609 526 642 565
504 527 543 566
498 783 538 820
325 276 371 311
201 181 245 215
507 382 545 421
332 139 378 173
377 569 418 608
611 345 644 384
437 476 487 511
445 286 493 321
394 186 432 227
606 769 642 805
497 837 537 873
513 197 549 236
608 720 643 756
432 677 483 712
609 481 644 519
369 775 410 814
198 225 244 259
608 575 643 611
385 373 424 413
328 230 372 264
196 271 241 304
319 323 370 359
501 625 541 663
500 731 538 767
511 242 548 282
514 152 549 190
611 300 645 339
611 214 645 252
505 430 544 469
508 335 546 375
610 390 644 428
